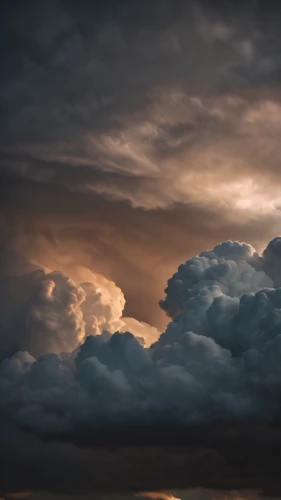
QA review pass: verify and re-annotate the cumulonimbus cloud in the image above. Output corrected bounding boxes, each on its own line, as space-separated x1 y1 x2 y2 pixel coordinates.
1 237 281 443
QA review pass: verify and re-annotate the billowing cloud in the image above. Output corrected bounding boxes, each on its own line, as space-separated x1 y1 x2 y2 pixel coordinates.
2 237 281 444
80 280 124 337
120 317 161 347
0 266 85 358
18 270 85 356
159 240 271 319
0 230 161 359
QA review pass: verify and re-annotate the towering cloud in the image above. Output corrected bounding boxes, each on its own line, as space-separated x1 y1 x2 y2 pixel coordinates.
0 268 85 358
20 270 85 356
0 231 161 359
1 237 281 444
159 240 270 319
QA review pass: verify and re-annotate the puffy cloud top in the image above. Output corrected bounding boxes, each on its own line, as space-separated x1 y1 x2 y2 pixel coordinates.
159 240 270 319
0 269 86 358
1 237 281 443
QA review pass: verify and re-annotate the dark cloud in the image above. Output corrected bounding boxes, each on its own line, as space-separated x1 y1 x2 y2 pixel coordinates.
2 0 281 212
2 238 281 446
3 237 281 496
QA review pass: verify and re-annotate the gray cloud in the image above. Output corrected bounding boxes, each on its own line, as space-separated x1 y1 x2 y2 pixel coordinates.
2 237 281 444
2 1 281 216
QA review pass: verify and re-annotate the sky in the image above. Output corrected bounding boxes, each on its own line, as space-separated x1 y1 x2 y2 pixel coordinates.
2 0 281 497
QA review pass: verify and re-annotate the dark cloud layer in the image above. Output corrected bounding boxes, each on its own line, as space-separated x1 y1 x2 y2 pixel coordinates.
2 0 281 213
2 423 281 495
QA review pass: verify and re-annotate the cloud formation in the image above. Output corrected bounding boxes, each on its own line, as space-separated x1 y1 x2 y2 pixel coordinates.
2 0 281 219
0 230 161 359
2 237 281 444
3 0 281 338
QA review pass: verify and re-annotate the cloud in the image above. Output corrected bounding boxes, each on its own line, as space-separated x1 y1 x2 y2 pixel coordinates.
0 229 161 359
159 240 271 319
80 280 125 337
2 237 281 445
2 1 281 219
0 264 86 358
120 317 161 347
18 270 85 356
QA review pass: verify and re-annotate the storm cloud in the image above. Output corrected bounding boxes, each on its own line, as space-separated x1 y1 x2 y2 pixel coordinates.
2 0 281 216
2 237 281 445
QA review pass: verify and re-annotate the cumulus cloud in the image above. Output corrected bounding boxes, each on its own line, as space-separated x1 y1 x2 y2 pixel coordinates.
159 239 271 319
120 317 161 347
2 237 281 443
0 231 161 359
21 270 85 356
0 268 84 358
80 280 125 337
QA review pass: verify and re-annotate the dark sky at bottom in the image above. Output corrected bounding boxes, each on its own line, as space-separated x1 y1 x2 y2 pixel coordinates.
2 422 281 497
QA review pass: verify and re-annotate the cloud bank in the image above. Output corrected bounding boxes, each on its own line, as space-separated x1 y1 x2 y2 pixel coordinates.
2 237 281 444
